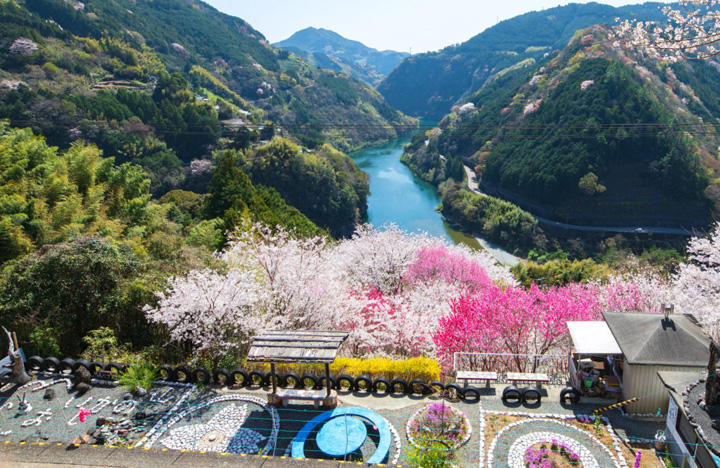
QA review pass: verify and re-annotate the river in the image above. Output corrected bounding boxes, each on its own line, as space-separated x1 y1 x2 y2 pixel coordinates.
350 138 520 265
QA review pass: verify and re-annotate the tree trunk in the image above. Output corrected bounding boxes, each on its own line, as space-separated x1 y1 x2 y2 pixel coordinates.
706 342 719 406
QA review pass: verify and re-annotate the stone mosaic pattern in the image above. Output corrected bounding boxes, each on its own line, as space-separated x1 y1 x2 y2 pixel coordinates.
161 404 266 453
487 417 621 468
146 393 279 456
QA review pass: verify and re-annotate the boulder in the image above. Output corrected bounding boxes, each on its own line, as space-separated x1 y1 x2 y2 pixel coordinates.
75 382 91 396
73 366 91 386
43 388 55 400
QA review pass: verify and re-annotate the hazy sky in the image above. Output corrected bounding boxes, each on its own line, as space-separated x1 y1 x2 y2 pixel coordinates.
205 1 667 53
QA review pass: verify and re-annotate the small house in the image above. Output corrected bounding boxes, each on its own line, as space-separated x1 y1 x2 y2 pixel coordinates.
603 311 709 414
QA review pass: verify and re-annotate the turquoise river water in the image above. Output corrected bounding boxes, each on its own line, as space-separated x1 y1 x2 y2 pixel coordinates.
350 138 520 265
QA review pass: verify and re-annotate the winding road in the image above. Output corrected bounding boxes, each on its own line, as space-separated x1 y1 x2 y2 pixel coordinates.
462 165 697 236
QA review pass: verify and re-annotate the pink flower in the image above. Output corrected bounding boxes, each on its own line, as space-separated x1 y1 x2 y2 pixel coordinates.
78 407 90 423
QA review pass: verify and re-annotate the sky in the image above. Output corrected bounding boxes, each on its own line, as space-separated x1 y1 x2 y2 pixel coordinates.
205 0 668 53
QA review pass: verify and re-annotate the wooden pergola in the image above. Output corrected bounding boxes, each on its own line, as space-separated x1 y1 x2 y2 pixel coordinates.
247 330 349 397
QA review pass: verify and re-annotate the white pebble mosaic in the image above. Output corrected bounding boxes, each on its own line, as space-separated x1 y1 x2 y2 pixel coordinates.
484 412 625 468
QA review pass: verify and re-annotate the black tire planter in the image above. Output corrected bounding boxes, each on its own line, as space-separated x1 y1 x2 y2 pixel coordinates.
281 372 302 389
336 374 355 391
502 385 522 403
88 361 105 375
408 379 430 395
389 378 409 395
43 357 60 373
72 359 92 373
230 369 249 387
248 371 265 388
461 387 481 403
372 377 391 394
560 387 581 405
354 375 372 393
26 356 44 372
192 367 211 385
58 358 75 374
428 381 445 395
522 386 542 405
264 372 279 388
318 375 336 391
444 383 464 401
300 374 318 389
213 369 231 386
158 365 176 381
107 362 125 375
174 365 192 383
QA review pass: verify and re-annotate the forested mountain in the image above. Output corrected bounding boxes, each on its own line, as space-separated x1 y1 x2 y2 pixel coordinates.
404 26 720 234
4 0 415 153
0 0 403 243
378 2 666 118
275 27 409 87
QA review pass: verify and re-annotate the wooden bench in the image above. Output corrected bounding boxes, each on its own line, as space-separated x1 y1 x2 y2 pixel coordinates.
506 372 550 388
269 388 330 408
456 371 498 388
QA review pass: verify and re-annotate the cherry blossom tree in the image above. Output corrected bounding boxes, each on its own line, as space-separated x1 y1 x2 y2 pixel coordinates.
329 224 438 294
673 221 720 337
144 268 267 358
616 1 720 60
223 222 341 329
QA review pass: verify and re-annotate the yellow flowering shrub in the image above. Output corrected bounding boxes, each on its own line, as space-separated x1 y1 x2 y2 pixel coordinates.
245 356 441 382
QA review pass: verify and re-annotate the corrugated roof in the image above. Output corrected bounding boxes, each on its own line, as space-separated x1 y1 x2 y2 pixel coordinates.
567 321 622 355
246 330 349 363
603 312 709 367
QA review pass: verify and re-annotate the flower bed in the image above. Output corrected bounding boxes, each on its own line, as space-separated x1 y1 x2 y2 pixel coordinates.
406 402 472 450
482 411 663 468
525 440 582 467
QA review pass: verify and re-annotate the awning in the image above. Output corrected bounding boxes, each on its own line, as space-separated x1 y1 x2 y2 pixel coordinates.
567 321 622 355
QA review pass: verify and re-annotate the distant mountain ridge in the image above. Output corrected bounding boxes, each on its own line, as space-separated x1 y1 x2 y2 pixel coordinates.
275 27 409 87
378 2 668 118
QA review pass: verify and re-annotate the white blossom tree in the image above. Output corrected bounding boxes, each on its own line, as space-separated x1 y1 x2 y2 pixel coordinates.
223 223 342 329
673 222 720 338
330 224 437 294
616 1 720 61
144 268 267 359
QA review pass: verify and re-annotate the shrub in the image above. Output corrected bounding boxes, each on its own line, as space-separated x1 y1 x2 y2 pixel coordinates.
331 357 441 382
406 441 453 468
118 362 157 392
244 356 441 382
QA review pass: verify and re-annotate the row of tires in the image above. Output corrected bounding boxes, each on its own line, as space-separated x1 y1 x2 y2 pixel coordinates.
25 356 122 375
24 357 484 401
501 385 543 405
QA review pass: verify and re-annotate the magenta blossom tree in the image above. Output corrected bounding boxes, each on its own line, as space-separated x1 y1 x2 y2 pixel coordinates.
433 283 600 370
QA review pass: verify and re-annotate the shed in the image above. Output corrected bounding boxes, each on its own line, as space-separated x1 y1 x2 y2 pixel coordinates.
603 312 710 414
247 330 349 399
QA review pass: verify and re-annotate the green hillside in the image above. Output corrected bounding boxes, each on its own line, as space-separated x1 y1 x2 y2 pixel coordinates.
404 26 720 231
378 2 666 118
9 0 416 152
